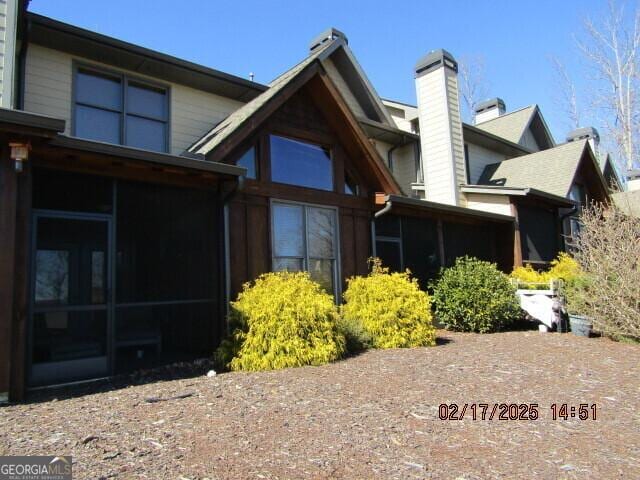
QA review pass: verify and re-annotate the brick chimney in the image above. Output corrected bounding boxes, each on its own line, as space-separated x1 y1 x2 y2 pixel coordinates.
414 49 466 206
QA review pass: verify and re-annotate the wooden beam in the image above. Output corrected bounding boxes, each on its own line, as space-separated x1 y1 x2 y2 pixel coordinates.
0 148 16 399
510 202 523 268
10 163 32 401
207 63 322 164
310 72 401 195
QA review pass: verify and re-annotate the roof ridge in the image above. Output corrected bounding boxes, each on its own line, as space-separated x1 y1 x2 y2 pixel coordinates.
474 104 536 126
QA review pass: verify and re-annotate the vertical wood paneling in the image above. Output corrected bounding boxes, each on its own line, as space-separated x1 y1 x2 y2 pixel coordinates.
0 146 16 397
228 200 247 300
353 214 370 276
9 164 32 401
246 201 269 281
339 211 356 285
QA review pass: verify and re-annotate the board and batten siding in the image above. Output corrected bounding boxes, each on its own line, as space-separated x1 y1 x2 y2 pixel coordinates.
466 142 506 184
24 44 244 155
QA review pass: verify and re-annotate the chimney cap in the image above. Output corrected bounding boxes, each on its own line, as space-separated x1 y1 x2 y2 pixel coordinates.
310 27 348 51
415 49 457 77
566 126 600 143
474 97 506 114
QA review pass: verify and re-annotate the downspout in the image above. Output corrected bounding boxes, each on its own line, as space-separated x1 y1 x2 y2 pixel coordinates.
16 10 30 110
558 203 579 251
387 142 400 172
371 198 392 259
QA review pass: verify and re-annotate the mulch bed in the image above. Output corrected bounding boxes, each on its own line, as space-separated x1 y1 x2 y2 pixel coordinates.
1 330 638 479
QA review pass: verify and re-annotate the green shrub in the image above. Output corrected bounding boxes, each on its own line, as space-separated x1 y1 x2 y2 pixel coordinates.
215 271 346 371
433 256 521 333
340 259 436 349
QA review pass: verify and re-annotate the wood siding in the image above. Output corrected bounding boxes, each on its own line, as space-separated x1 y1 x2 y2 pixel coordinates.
225 87 374 300
466 142 506 184
23 44 243 155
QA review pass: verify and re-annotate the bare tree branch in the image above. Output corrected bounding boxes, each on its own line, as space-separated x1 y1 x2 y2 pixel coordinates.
458 55 489 123
574 0 640 171
550 55 582 130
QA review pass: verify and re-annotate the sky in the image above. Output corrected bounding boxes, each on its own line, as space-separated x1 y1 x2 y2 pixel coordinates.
29 0 614 142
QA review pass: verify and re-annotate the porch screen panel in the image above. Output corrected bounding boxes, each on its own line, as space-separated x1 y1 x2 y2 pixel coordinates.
115 181 219 373
401 216 441 287
517 205 558 263
442 222 495 266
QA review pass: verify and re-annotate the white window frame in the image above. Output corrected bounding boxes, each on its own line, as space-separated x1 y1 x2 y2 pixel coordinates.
270 199 341 299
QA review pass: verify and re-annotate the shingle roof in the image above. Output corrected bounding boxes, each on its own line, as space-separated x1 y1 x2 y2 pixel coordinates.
612 189 640 217
478 140 588 197
474 105 536 144
187 40 336 156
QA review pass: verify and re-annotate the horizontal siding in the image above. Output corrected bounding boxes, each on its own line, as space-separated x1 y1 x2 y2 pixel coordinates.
24 44 243 154
464 193 513 217
322 57 366 119
466 142 506 184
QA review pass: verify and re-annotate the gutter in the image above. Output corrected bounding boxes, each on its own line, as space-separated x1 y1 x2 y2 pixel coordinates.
374 199 392 218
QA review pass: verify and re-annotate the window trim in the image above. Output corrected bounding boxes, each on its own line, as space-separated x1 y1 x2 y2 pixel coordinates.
269 198 341 299
72 61 172 153
268 134 335 192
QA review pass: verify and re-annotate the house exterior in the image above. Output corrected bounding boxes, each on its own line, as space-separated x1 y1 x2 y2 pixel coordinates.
0 3 611 401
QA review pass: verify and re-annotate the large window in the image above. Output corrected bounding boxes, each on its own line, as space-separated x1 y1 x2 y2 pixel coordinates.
74 67 169 152
270 135 333 191
236 146 257 179
271 202 338 295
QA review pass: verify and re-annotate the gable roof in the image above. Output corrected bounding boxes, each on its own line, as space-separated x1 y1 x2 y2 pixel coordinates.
186 39 401 194
188 40 335 156
475 105 554 149
477 140 591 197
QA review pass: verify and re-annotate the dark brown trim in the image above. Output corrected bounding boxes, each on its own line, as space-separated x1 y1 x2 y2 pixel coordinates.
312 71 401 194
207 63 322 164
0 108 65 137
49 135 246 176
510 203 523 268
9 163 31 401
0 147 17 398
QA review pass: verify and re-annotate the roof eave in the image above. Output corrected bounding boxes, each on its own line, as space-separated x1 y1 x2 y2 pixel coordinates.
461 184 576 207
27 12 267 102
50 135 246 176
382 194 515 223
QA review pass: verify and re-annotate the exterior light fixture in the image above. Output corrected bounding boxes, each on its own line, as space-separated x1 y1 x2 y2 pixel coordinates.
9 142 30 173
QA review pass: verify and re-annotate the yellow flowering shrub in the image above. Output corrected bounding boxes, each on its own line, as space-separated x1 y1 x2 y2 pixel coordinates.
511 252 583 287
216 271 346 371
340 259 436 349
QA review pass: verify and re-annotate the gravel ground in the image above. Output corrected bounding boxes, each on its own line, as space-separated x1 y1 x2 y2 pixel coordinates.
1 330 639 479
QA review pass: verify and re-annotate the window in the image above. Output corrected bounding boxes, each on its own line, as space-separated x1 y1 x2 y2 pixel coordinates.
344 172 359 196
272 202 338 295
237 146 257 179
74 67 169 152
270 135 333 191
